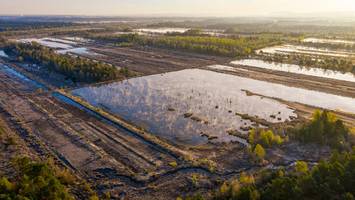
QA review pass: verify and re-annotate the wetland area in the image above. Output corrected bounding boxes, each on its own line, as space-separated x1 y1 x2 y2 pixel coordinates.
0 16 355 200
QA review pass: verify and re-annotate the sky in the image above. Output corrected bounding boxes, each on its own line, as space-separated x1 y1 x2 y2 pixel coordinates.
1 0 355 17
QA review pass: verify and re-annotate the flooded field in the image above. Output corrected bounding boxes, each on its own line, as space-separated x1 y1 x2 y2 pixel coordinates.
71 69 355 146
135 28 189 34
257 45 354 57
18 38 74 49
18 37 96 56
303 38 355 45
72 69 300 145
231 59 355 83
57 47 97 56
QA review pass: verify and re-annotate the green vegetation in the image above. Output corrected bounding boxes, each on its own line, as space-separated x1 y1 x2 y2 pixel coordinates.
136 35 257 57
169 161 178 168
92 33 284 57
184 112 354 200
291 110 350 149
249 129 284 148
189 158 217 172
253 144 266 161
0 157 74 200
210 149 355 200
294 161 308 174
5 42 127 83
191 174 199 187
248 129 284 162
0 21 73 32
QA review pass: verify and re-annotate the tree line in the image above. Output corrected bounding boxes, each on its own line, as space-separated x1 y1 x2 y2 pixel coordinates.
4 42 126 83
91 33 284 57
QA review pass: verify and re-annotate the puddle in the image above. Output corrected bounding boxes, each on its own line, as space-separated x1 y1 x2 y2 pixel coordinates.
231 59 355 83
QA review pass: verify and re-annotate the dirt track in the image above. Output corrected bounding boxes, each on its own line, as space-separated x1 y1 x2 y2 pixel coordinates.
1 43 354 199
84 44 227 75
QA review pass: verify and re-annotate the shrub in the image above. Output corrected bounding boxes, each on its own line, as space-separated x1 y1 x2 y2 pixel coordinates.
253 144 266 160
213 175 259 200
294 161 308 174
169 161 178 168
0 157 75 200
240 173 255 185
191 174 199 187
248 129 284 148
294 110 349 149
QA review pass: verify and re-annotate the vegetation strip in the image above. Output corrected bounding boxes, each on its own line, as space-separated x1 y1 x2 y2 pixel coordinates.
4 42 126 83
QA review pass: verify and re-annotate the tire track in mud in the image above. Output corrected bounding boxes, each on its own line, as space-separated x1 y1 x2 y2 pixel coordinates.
94 165 254 189
0 63 182 174
31 96 174 173
52 92 184 160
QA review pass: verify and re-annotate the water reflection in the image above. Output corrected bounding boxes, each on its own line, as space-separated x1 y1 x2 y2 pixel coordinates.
0 64 45 90
72 69 301 145
303 38 355 45
231 59 355 83
135 28 189 34
57 47 97 56
18 38 73 49
257 45 354 57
